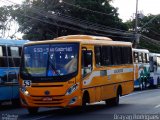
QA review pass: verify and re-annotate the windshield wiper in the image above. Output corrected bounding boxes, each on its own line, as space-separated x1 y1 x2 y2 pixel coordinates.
48 59 60 76
46 46 60 77
21 68 32 77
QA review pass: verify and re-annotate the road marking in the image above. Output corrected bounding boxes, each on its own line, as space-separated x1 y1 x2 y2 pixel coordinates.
30 115 53 120
154 104 160 109
121 89 160 98
121 91 145 98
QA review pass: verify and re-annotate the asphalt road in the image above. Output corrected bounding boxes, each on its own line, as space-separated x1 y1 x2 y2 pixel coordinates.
1 89 160 120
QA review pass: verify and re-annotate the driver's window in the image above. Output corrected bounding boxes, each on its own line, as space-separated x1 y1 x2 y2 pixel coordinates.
82 50 92 78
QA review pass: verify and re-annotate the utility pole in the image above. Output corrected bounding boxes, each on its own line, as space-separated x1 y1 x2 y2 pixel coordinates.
135 0 138 34
134 0 140 48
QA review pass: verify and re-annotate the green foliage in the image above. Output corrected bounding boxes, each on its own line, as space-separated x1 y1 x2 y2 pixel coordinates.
140 15 160 41
0 6 11 29
139 39 160 53
9 0 127 40
126 14 160 52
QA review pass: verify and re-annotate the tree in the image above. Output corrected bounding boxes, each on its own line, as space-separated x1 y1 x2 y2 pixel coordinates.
0 6 11 37
10 0 129 41
125 14 160 52
139 15 160 41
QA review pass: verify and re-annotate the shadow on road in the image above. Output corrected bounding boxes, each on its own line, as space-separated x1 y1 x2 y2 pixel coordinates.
18 103 131 119
0 103 20 111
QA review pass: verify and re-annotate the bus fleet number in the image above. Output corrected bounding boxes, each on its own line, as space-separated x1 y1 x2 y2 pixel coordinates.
23 80 31 87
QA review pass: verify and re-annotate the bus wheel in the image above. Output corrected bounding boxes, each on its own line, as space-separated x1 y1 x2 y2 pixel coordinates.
106 88 121 106
27 107 39 115
81 92 89 112
113 91 120 106
12 99 20 107
105 98 113 106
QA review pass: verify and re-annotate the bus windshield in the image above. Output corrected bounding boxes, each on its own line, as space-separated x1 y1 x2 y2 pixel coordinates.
21 43 79 80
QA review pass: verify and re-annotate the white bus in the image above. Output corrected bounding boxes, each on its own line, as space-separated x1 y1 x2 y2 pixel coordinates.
133 48 150 90
149 53 160 88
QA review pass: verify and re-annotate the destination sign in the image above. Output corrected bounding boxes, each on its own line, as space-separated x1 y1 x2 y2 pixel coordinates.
33 47 73 53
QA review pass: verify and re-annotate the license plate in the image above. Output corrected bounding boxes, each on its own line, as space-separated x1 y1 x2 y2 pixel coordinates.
43 97 52 101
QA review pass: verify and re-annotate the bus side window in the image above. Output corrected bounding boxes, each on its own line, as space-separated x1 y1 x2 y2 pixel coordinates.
94 46 101 66
19 47 22 56
0 46 8 84
8 46 21 67
145 53 149 63
117 47 122 65
143 53 146 63
149 56 154 72
101 46 112 66
133 52 138 63
126 47 132 64
121 47 132 64
112 46 117 65
138 52 142 63
82 50 92 78
8 46 20 83
157 57 160 67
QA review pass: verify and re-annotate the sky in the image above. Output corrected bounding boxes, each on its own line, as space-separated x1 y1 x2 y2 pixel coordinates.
0 0 160 39
111 0 160 22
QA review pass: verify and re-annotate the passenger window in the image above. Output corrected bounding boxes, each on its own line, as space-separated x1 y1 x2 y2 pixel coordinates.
19 47 22 56
133 52 138 63
94 46 101 66
0 57 8 67
102 46 112 66
149 56 154 72
10 47 19 57
138 52 143 63
0 46 3 56
8 46 21 67
82 50 92 78
112 46 118 65
157 57 160 67
126 47 132 64
145 53 149 63
142 53 146 63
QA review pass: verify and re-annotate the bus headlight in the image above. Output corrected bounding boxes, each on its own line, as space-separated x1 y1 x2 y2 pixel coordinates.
21 86 30 96
66 83 79 95
69 96 78 105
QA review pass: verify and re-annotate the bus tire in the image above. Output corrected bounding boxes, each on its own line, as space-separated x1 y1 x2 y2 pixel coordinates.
113 91 120 106
81 91 90 112
106 87 121 106
105 98 113 106
27 107 39 115
12 99 20 107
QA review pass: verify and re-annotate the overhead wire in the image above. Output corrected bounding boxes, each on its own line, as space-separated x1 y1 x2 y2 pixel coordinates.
2 0 135 39
139 37 160 53
61 0 113 16
28 1 133 34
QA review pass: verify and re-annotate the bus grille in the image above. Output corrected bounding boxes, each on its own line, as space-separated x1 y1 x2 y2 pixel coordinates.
29 95 65 105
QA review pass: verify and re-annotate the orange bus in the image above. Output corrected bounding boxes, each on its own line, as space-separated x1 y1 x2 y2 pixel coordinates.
19 35 134 114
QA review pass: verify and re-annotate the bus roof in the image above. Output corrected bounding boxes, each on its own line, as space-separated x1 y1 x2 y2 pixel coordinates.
26 35 132 46
55 35 112 41
0 39 29 46
132 48 149 53
149 53 160 57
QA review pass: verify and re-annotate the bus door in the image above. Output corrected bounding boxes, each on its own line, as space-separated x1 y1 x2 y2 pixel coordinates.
81 49 93 78
82 49 99 101
7 46 21 100
0 45 13 101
